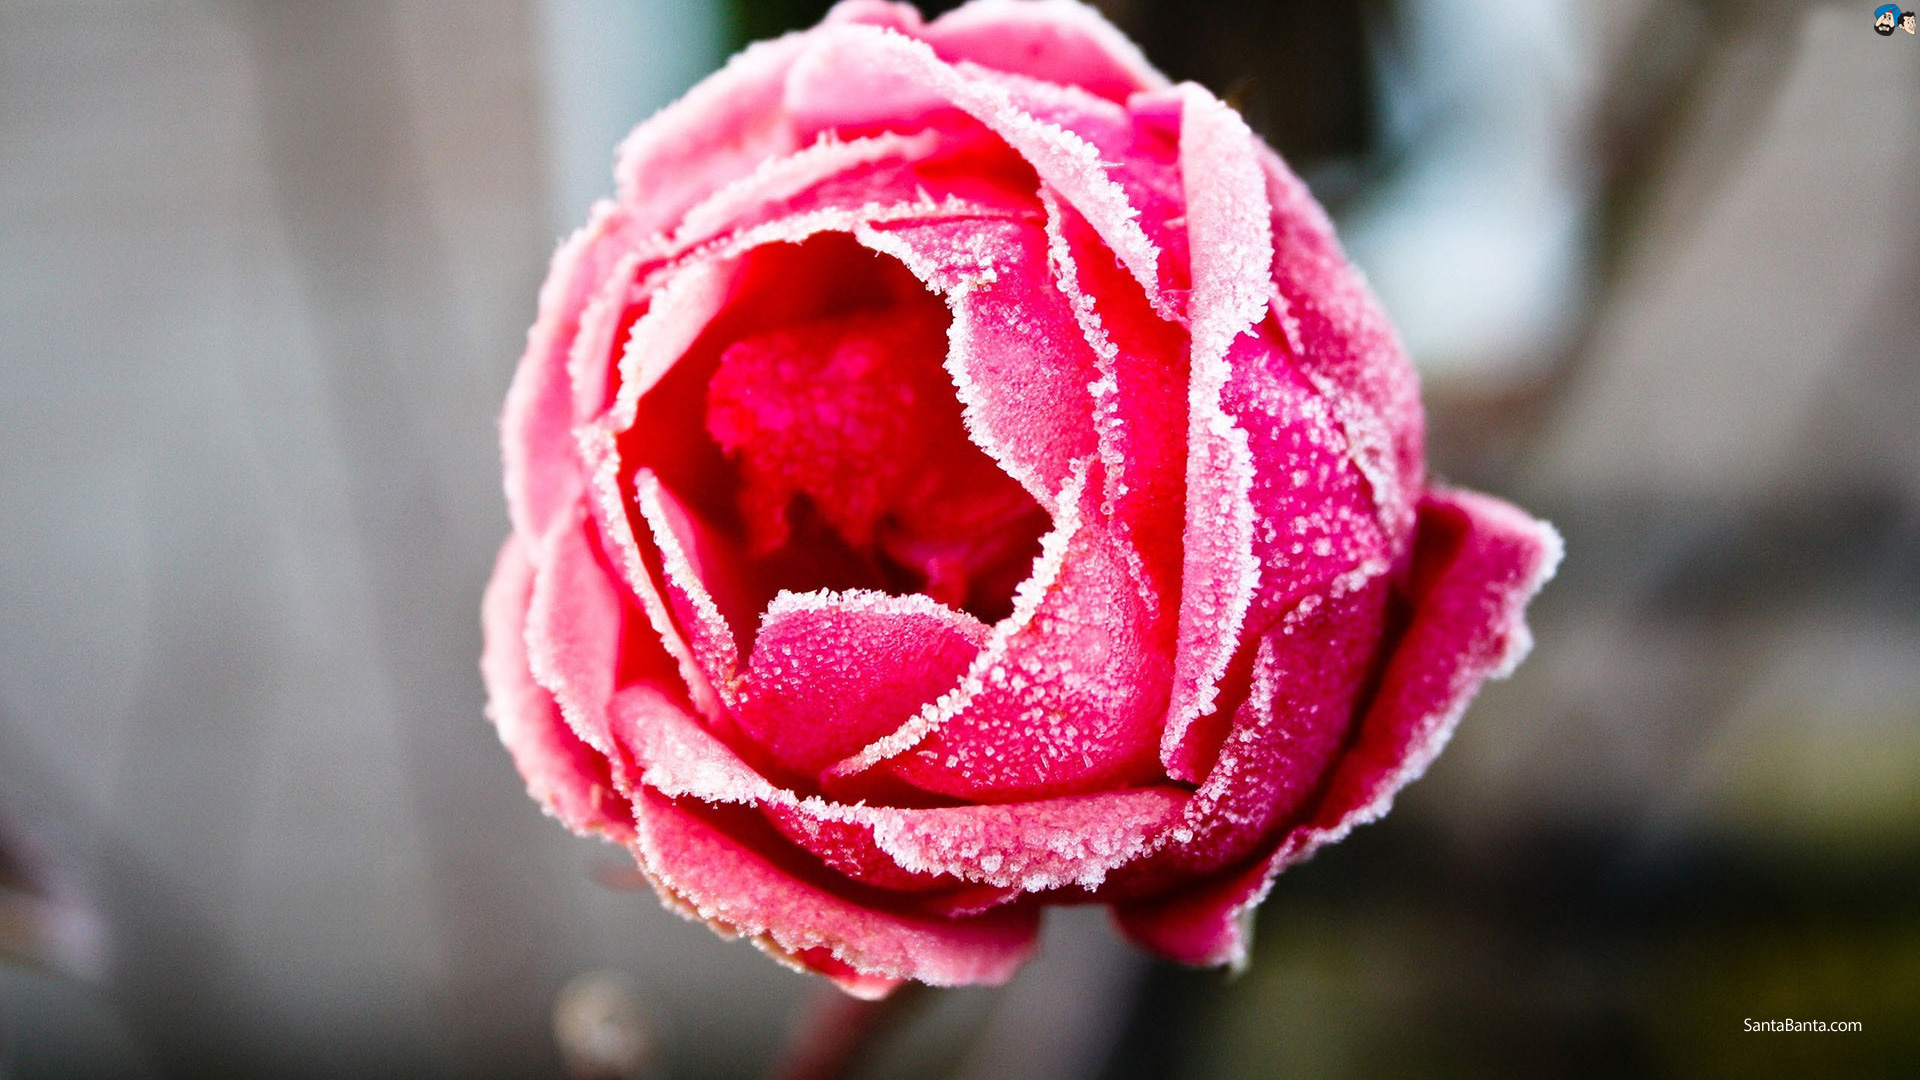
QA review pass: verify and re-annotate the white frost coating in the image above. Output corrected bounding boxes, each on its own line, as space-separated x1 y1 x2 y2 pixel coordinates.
851 221 1060 513
566 250 643 423
671 129 943 250
1160 85 1274 774
836 26 1164 308
521 502 616 756
1038 186 1161 617
761 588 994 648
576 426 728 722
830 459 1092 773
621 683 1186 891
633 469 743 707
643 194 1032 297
608 258 735 433
1203 501 1567 966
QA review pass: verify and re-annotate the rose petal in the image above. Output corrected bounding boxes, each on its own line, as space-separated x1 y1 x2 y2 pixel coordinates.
923 0 1169 103
481 536 633 841
1040 189 1188 600
789 25 1163 306
1160 331 1394 779
834 463 1174 802
737 590 991 778
614 32 813 234
523 502 627 755
503 201 645 544
1161 85 1274 782
628 788 1040 993
1114 489 1562 966
854 215 1099 511
633 469 754 709
1261 148 1424 542
614 684 1188 893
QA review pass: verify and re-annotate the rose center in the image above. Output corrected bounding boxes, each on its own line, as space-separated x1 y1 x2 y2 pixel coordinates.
704 284 1046 623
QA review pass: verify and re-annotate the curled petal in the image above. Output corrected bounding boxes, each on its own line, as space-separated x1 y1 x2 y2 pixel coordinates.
1162 85 1273 782
1114 489 1562 966
738 590 991 779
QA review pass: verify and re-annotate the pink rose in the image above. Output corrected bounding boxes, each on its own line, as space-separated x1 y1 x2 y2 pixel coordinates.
483 0 1560 997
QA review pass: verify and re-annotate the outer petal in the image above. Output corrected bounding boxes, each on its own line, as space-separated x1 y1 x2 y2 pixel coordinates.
923 0 1169 102
613 685 1188 895
787 25 1163 305
613 32 813 234
628 788 1040 996
1261 147 1424 543
1113 489 1562 966
480 536 632 842
523 502 628 755
502 201 644 545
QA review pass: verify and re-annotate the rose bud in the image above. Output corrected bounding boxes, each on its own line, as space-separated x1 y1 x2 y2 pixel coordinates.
483 0 1561 997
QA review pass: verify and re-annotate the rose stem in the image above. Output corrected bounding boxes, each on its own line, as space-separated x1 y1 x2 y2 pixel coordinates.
764 982 929 1080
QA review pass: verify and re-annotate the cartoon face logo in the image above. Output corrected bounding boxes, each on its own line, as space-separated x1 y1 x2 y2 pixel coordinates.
1877 4 1900 33
1904 10 1917 32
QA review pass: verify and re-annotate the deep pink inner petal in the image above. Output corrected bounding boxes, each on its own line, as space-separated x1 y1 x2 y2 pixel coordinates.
705 296 1047 619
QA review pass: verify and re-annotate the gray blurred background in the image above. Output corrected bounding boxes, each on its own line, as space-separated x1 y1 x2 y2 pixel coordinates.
1 1 1915 1077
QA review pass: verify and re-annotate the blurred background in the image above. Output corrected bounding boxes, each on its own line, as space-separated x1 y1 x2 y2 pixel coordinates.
1 0 1915 1076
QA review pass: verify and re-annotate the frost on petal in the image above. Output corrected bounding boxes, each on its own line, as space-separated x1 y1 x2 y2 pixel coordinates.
854 216 1099 512
503 201 647 545
481 536 633 842
1113 489 1561 967
633 469 755 708
627 788 1041 993
1110 575 1389 900
792 26 1163 305
613 685 1187 894
1041 190 1188 599
835 463 1175 802
1162 84 1273 783
1260 148 1424 542
923 0 1169 102
576 426 732 726
737 590 990 779
523 502 629 755
614 32 813 236
1161 331 1393 779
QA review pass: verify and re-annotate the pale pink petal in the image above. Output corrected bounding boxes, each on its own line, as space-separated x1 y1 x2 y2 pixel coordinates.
737 590 990 778
628 788 1040 993
480 536 633 842
788 25 1163 305
614 33 814 235
502 201 645 544
668 130 945 252
1161 84 1273 782
1114 489 1561 966
923 0 1169 102
523 503 627 755
854 215 1099 510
